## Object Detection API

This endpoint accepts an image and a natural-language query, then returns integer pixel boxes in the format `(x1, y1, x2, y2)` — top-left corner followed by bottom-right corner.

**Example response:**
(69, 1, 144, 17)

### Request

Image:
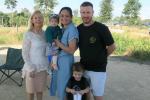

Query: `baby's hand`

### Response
(54, 39, 62, 48)
(51, 63, 58, 70)
(50, 63, 54, 69)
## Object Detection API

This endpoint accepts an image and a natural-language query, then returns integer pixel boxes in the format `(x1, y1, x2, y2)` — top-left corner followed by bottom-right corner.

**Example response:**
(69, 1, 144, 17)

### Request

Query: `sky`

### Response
(0, 0, 150, 19)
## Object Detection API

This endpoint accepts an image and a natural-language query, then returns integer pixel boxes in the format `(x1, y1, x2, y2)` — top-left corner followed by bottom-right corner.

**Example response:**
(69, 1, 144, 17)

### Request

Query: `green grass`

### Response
(130, 39, 150, 60)
(0, 32, 23, 44)
(0, 36, 8, 44)
(0, 26, 150, 61)
(113, 33, 132, 55)
(16, 32, 23, 41)
(113, 33, 150, 61)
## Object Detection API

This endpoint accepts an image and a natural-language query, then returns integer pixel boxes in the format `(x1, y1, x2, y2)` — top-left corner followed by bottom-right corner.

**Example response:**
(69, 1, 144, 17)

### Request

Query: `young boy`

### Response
(45, 14, 62, 70)
(45, 14, 62, 96)
(66, 62, 90, 100)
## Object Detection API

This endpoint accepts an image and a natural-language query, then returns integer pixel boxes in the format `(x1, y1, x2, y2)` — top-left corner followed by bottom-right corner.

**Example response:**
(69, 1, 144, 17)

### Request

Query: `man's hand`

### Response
(107, 43, 116, 56)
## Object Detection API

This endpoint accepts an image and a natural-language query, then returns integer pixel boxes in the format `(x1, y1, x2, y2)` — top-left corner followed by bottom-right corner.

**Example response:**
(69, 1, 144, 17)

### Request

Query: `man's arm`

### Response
(106, 43, 116, 56)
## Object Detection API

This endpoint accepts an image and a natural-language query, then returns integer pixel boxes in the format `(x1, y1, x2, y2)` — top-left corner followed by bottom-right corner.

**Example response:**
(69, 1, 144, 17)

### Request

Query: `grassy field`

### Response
(112, 26, 150, 61)
(0, 27, 26, 44)
(113, 33, 150, 61)
(0, 26, 150, 61)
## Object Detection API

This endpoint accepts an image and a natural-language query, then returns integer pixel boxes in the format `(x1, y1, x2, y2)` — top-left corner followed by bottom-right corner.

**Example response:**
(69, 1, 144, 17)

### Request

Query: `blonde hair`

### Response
(28, 10, 44, 31)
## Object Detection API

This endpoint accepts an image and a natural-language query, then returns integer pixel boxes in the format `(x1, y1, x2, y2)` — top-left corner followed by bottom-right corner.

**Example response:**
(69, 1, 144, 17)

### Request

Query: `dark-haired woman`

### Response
(54, 7, 79, 100)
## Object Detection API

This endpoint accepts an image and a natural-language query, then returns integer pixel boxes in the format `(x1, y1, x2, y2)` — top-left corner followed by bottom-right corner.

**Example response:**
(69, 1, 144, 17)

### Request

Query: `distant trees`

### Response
(34, 0, 58, 24)
(3, 0, 30, 26)
(112, 16, 127, 25)
(4, 0, 58, 15)
(4, 0, 17, 10)
(0, 9, 30, 27)
(73, 9, 78, 17)
(1, 0, 145, 26)
(98, 0, 142, 25)
(34, 0, 57, 15)
(122, 0, 141, 25)
(14, 9, 31, 26)
(4, 0, 17, 26)
(0, 12, 10, 26)
(9, 10, 29, 26)
(2, 0, 58, 26)
(99, 0, 113, 23)
(21, 8, 31, 18)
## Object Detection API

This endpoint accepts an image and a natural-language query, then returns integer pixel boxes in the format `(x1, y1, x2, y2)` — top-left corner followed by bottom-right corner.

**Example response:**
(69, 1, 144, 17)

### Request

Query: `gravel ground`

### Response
(0, 45, 150, 100)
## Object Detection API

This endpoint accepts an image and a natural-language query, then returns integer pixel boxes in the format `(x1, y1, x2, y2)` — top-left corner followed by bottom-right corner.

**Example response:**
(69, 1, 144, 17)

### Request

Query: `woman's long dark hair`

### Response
(59, 7, 73, 17)
(59, 7, 73, 27)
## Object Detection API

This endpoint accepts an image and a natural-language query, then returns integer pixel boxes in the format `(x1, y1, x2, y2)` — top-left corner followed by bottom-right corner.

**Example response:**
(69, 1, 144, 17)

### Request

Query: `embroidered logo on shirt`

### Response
(89, 36, 96, 44)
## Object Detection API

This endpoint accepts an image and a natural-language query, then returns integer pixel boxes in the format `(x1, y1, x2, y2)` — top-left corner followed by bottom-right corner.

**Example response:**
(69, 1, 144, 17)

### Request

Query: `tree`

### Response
(0, 12, 10, 26)
(99, 0, 113, 23)
(122, 0, 141, 25)
(4, 0, 17, 26)
(113, 16, 127, 25)
(34, 0, 58, 24)
(21, 8, 31, 18)
(4, 0, 17, 10)
(10, 10, 17, 26)
(34, 0, 57, 14)
(73, 9, 78, 17)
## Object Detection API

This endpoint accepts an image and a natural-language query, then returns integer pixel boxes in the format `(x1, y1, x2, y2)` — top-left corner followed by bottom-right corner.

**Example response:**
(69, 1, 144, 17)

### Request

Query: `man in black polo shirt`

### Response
(78, 2, 116, 100)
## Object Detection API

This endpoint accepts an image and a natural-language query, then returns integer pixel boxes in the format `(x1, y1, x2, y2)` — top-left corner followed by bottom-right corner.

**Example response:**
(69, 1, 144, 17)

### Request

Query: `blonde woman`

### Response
(22, 10, 49, 100)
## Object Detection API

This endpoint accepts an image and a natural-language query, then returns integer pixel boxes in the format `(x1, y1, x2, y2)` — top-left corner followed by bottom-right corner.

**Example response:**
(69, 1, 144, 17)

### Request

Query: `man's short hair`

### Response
(80, 1, 93, 8)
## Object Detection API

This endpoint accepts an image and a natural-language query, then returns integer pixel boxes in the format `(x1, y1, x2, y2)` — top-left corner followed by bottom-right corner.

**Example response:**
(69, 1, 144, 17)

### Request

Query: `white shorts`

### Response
(84, 71, 107, 96)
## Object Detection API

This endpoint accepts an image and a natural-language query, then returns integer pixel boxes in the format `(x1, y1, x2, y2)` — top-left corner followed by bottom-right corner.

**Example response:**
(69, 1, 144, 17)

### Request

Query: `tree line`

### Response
(0, 0, 57, 27)
(0, 0, 149, 27)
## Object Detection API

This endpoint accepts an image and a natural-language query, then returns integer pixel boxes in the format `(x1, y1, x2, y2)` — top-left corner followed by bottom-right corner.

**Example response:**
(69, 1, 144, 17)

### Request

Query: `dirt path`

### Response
(105, 57, 150, 100)
(0, 45, 150, 100)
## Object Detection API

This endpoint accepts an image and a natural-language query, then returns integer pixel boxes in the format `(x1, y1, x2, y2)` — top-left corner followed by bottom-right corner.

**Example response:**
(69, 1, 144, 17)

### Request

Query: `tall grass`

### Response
(0, 26, 150, 61)
(130, 38, 150, 60)
(0, 32, 24, 44)
(0, 27, 26, 44)
(113, 32, 150, 61)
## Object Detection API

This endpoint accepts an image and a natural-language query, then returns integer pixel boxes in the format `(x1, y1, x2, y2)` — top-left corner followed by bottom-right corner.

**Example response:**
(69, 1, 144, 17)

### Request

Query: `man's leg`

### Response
(84, 71, 106, 100)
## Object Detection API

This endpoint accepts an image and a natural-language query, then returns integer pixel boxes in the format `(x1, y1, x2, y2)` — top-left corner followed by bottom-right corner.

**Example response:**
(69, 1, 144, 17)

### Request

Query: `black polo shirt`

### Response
(77, 21, 114, 72)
